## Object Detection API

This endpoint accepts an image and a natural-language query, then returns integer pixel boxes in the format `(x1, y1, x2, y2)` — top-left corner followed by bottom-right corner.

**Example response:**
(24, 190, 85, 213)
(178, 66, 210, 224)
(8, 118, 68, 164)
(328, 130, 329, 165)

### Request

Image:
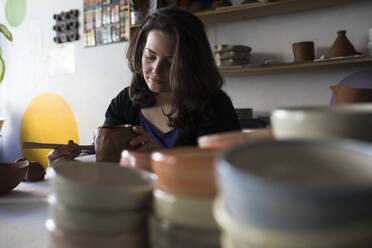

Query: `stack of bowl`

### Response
(150, 147, 221, 248)
(46, 161, 156, 248)
(214, 44, 252, 68)
(215, 139, 372, 248)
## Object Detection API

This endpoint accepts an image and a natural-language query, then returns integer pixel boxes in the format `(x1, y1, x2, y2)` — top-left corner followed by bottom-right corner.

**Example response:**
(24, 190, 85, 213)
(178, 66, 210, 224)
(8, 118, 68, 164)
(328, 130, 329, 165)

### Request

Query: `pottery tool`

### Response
(23, 142, 95, 151)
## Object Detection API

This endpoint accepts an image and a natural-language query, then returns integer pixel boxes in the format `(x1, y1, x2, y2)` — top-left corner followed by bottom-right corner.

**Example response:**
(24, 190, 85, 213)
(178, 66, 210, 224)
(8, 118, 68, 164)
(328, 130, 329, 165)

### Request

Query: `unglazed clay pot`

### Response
(151, 147, 219, 197)
(0, 160, 29, 195)
(16, 158, 46, 182)
(198, 129, 274, 150)
(325, 30, 361, 58)
(120, 150, 152, 172)
(94, 124, 138, 162)
(330, 85, 372, 105)
(292, 41, 315, 63)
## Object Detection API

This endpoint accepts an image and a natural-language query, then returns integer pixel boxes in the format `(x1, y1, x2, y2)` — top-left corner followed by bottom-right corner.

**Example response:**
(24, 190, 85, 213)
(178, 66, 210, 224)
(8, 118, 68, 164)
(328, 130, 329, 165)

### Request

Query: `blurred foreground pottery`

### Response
(151, 147, 219, 197)
(52, 161, 156, 211)
(292, 41, 315, 63)
(271, 104, 372, 142)
(120, 150, 152, 172)
(48, 195, 147, 234)
(216, 139, 372, 230)
(45, 219, 147, 248)
(149, 215, 220, 248)
(94, 124, 138, 162)
(325, 30, 361, 58)
(198, 129, 273, 149)
(0, 160, 29, 195)
(153, 189, 218, 230)
(214, 197, 372, 248)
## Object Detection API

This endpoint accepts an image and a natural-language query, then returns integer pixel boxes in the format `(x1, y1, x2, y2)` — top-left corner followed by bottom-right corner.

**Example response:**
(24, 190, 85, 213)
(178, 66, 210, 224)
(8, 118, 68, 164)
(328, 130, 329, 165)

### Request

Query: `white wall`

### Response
(0, 0, 371, 162)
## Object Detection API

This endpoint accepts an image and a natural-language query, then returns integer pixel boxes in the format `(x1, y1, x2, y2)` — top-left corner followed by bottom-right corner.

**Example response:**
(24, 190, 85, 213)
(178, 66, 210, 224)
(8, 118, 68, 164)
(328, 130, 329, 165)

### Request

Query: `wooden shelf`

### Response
(129, 0, 360, 30)
(219, 57, 372, 76)
(195, 0, 359, 24)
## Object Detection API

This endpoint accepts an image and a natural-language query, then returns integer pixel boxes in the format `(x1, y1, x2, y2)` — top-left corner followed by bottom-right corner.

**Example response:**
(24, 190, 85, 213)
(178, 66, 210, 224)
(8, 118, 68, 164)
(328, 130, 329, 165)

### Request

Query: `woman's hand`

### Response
(47, 140, 81, 166)
(130, 126, 162, 152)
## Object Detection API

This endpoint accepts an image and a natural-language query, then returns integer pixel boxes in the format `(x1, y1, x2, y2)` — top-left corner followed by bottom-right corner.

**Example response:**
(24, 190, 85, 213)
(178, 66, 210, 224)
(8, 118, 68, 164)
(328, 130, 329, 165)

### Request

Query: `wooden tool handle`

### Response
(23, 142, 95, 151)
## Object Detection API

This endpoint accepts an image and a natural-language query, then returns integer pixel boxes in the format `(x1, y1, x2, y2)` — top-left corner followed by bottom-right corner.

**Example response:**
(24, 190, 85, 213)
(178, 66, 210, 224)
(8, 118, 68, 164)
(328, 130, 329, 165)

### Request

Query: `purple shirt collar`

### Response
(139, 111, 179, 148)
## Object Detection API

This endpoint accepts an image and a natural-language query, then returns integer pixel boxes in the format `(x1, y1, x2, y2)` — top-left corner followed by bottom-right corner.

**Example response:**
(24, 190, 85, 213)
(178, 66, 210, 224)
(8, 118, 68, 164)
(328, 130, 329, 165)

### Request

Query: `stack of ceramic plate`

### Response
(150, 147, 221, 248)
(215, 140, 372, 248)
(46, 161, 156, 248)
(368, 28, 372, 57)
(214, 44, 252, 68)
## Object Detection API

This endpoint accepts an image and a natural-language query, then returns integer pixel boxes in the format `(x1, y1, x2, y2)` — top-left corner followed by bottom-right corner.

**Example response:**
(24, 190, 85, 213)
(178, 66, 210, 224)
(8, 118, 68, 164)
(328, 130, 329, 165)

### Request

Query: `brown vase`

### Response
(94, 124, 138, 162)
(325, 30, 361, 58)
(292, 41, 315, 63)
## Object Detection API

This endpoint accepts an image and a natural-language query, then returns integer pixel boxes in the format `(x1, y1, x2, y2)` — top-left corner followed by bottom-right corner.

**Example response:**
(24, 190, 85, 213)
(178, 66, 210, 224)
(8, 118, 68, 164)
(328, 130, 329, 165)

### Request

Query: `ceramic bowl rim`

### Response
(217, 139, 372, 197)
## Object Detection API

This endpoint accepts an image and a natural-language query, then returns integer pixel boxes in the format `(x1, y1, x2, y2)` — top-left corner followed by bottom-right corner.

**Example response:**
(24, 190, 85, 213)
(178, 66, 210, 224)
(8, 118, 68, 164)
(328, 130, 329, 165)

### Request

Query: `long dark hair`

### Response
(127, 6, 223, 129)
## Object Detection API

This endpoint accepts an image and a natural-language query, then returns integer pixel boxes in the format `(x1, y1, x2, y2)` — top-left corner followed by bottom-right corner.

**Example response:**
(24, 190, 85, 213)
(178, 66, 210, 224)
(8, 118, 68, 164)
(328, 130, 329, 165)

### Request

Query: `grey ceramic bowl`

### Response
(271, 104, 372, 142)
(149, 215, 220, 248)
(52, 161, 156, 211)
(217, 139, 372, 230)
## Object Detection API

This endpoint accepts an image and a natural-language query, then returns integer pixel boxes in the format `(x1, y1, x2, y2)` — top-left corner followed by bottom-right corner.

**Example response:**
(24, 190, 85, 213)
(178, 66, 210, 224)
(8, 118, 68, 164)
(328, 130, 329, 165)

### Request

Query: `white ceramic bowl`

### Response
(271, 104, 372, 142)
(213, 197, 372, 248)
(45, 219, 147, 248)
(48, 195, 147, 234)
(52, 161, 156, 211)
(153, 189, 218, 230)
(217, 139, 372, 229)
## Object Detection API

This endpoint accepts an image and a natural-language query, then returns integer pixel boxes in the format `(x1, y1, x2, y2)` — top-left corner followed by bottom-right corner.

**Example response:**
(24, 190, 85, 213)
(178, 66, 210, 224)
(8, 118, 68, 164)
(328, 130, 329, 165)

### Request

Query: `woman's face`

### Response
(142, 30, 176, 94)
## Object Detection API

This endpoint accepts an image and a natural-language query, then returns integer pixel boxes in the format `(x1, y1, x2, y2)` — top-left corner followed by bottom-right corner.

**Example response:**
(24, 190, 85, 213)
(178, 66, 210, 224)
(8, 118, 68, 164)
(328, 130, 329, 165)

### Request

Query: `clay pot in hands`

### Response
(292, 41, 315, 63)
(94, 124, 138, 162)
(325, 30, 361, 58)
(16, 158, 46, 182)
(0, 160, 29, 195)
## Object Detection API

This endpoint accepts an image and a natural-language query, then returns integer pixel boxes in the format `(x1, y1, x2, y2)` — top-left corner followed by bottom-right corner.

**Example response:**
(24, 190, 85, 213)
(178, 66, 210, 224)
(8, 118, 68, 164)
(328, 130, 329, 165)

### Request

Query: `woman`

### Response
(48, 6, 239, 164)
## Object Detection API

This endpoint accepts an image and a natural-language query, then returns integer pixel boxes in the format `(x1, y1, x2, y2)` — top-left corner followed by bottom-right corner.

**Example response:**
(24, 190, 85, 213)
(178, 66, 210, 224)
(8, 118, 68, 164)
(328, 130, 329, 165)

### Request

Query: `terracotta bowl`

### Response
(16, 158, 46, 182)
(94, 124, 138, 162)
(153, 189, 218, 230)
(149, 215, 220, 248)
(52, 161, 156, 211)
(0, 161, 29, 195)
(48, 195, 147, 234)
(214, 197, 372, 248)
(45, 219, 147, 248)
(151, 147, 219, 197)
(120, 150, 152, 172)
(217, 139, 372, 230)
(271, 104, 372, 142)
(198, 129, 273, 150)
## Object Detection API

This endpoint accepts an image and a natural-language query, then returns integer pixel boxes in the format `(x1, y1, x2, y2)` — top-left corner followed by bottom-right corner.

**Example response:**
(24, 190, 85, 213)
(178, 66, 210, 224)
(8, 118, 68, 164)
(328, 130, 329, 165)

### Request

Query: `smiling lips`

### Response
(149, 76, 164, 84)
